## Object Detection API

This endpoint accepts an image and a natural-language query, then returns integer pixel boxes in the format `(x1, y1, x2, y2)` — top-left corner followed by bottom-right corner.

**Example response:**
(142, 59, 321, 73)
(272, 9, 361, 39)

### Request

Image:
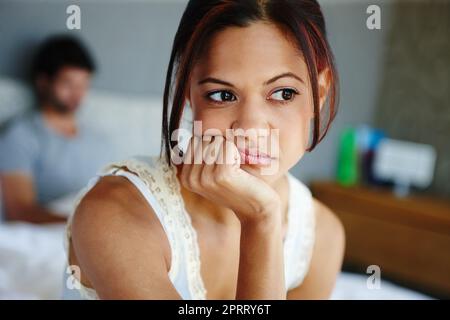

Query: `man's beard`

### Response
(46, 94, 79, 114)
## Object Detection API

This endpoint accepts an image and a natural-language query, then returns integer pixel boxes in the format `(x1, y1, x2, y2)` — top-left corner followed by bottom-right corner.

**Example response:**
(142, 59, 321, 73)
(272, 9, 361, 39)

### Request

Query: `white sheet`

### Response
(0, 222, 66, 299)
(331, 272, 432, 300)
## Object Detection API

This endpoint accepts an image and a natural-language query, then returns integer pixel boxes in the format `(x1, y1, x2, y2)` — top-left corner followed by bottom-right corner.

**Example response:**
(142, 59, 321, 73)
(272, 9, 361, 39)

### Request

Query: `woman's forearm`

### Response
(235, 217, 286, 300)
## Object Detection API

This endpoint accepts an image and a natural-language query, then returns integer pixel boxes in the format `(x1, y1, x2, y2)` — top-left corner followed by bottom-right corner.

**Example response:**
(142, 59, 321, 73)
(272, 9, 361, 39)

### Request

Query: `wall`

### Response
(374, 0, 450, 198)
(0, 0, 394, 186)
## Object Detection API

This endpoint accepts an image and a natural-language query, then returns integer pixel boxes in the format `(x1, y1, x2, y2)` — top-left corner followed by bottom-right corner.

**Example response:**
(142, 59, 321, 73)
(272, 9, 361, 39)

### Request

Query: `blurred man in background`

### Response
(0, 35, 116, 223)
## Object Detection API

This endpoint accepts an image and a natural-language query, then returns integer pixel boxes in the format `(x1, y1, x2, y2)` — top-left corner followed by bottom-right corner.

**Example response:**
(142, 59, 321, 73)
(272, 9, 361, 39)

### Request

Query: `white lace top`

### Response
(62, 155, 316, 300)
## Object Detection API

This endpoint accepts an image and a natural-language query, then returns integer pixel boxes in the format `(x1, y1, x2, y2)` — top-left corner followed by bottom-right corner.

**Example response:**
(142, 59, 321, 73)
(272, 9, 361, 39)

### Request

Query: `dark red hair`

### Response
(162, 0, 339, 164)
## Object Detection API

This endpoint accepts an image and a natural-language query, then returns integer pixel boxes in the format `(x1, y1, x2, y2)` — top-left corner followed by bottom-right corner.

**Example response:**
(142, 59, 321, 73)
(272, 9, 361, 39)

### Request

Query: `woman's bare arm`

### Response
(71, 175, 181, 299)
(287, 199, 345, 299)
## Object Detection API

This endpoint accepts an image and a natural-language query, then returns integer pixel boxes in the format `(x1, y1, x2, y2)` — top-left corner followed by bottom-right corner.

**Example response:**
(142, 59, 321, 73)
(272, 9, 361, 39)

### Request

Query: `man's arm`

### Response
(0, 118, 64, 223)
(1, 172, 66, 223)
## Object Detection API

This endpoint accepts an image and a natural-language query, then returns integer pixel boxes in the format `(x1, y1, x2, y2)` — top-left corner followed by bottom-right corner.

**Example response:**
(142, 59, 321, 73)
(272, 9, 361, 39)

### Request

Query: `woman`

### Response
(63, 0, 345, 300)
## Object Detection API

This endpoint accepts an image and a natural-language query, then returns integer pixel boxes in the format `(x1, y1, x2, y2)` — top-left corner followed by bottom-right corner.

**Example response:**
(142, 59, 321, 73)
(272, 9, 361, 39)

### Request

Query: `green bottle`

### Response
(336, 127, 359, 186)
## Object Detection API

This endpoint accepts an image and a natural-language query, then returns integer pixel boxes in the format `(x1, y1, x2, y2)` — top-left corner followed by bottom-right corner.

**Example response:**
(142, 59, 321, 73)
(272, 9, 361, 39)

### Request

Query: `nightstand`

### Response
(310, 181, 450, 298)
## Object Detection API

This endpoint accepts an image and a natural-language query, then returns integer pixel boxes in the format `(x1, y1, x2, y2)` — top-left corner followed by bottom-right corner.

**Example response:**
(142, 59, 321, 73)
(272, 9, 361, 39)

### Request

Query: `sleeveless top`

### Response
(61, 155, 316, 300)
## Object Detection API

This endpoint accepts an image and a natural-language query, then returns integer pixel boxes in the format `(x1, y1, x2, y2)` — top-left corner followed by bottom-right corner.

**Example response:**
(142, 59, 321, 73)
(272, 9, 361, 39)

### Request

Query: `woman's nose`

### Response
(232, 95, 271, 128)
(230, 98, 271, 146)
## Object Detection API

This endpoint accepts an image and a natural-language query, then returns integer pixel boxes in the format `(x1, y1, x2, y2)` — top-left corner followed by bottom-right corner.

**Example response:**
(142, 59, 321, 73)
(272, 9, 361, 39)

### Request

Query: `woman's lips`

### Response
(237, 148, 274, 165)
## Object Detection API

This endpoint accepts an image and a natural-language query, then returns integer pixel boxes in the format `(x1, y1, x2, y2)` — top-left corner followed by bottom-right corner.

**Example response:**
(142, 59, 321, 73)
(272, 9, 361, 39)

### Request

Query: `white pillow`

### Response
(0, 77, 33, 126)
(0, 77, 164, 157)
(78, 89, 164, 158)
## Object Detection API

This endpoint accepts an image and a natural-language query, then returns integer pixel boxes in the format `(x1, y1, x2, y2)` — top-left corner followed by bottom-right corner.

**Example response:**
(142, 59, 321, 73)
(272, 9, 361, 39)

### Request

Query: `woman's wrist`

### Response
(238, 201, 283, 233)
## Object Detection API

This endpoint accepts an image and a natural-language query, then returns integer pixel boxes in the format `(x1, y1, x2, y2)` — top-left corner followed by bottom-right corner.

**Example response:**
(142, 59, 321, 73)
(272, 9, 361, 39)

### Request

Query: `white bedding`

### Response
(0, 222, 66, 299)
(330, 271, 432, 300)
(0, 221, 433, 300)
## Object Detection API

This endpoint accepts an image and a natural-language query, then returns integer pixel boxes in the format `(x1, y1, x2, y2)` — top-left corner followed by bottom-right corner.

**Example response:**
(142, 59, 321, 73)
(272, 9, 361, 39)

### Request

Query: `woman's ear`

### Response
(318, 67, 331, 111)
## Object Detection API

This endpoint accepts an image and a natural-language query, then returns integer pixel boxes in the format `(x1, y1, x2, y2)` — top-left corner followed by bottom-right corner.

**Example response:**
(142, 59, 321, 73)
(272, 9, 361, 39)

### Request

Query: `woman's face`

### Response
(187, 22, 323, 184)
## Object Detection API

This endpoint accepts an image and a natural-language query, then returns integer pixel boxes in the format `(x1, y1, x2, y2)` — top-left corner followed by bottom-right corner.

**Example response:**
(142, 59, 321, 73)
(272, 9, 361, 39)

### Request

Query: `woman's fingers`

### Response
(211, 138, 237, 188)
(200, 137, 221, 189)
(187, 136, 203, 190)
(181, 134, 241, 193)
(180, 135, 201, 190)
(202, 135, 221, 165)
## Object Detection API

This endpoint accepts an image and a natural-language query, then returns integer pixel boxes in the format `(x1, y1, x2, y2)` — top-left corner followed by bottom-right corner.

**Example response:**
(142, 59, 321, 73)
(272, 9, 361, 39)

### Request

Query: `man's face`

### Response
(39, 66, 92, 114)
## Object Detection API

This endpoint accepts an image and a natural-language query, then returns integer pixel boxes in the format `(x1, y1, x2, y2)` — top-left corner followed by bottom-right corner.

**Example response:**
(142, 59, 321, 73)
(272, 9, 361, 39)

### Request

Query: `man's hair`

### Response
(31, 35, 96, 80)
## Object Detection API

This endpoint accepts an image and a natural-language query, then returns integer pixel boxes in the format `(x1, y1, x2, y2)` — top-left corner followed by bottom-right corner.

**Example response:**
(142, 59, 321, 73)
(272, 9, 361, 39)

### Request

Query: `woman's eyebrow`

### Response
(197, 72, 304, 87)
(197, 77, 235, 87)
(264, 72, 304, 85)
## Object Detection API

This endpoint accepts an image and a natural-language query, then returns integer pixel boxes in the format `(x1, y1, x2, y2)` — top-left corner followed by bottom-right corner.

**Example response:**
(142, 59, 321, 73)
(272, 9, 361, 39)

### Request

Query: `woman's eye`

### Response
(207, 90, 236, 103)
(270, 88, 298, 102)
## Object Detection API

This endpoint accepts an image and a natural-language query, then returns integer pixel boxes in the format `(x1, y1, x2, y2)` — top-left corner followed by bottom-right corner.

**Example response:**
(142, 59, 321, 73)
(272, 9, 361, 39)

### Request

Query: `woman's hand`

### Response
(179, 135, 282, 226)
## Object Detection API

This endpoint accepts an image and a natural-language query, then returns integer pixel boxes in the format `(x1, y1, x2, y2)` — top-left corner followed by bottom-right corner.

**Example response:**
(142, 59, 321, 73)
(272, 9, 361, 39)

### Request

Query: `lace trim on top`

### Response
(155, 157, 208, 299)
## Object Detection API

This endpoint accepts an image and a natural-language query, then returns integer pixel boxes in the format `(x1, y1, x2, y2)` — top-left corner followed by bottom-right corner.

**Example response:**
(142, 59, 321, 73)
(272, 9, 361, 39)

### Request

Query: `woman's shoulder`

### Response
(312, 198, 345, 246)
(71, 171, 165, 241)
(75, 155, 175, 220)
(68, 172, 175, 298)
(69, 163, 173, 271)
(69, 155, 176, 247)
